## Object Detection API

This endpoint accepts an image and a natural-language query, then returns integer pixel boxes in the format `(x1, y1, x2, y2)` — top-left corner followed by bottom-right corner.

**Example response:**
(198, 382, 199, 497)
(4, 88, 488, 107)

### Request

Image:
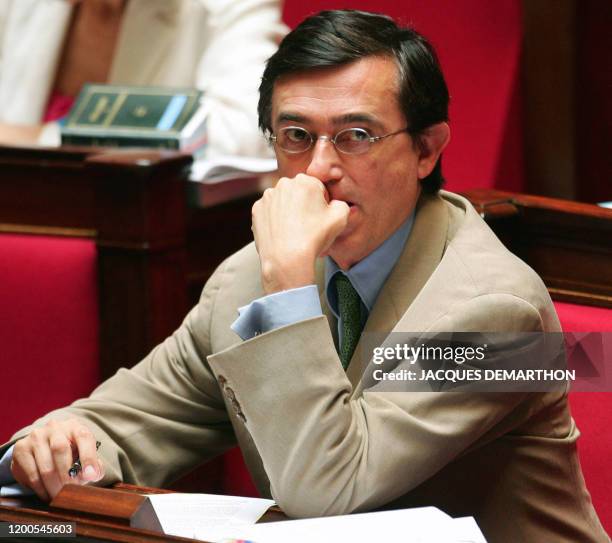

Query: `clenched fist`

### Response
(11, 418, 104, 501)
(252, 174, 349, 294)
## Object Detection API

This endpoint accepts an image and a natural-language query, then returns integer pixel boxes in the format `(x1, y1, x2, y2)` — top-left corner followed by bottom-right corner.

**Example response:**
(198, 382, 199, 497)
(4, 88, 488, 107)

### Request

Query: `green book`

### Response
(61, 84, 207, 153)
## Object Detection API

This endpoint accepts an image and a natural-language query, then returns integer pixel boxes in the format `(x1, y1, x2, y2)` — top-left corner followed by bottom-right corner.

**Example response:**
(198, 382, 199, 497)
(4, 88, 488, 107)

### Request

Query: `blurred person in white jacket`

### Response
(0, 0, 287, 157)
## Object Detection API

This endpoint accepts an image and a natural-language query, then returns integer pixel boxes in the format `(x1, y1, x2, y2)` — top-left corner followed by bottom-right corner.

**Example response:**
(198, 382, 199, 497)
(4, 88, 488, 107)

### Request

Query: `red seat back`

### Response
(555, 301, 612, 536)
(0, 234, 100, 442)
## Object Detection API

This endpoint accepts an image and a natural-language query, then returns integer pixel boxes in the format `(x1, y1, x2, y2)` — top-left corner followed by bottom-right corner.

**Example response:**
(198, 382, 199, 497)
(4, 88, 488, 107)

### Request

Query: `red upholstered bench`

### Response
(555, 301, 612, 536)
(1, 233, 229, 495)
(0, 234, 100, 443)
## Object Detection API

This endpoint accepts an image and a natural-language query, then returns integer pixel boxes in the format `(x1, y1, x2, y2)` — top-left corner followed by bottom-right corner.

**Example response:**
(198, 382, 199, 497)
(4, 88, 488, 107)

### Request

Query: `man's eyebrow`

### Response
(275, 111, 385, 128)
(276, 112, 308, 124)
(332, 113, 384, 128)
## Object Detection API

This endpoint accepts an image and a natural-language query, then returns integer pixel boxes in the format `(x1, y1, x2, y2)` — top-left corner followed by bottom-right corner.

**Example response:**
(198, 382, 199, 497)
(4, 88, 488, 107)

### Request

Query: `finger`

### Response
(322, 185, 331, 203)
(31, 439, 63, 499)
(70, 427, 102, 482)
(48, 432, 75, 487)
(295, 173, 322, 186)
(92, 457, 105, 483)
(328, 199, 350, 212)
(11, 446, 50, 502)
(75, 456, 105, 487)
(328, 200, 351, 225)
(297, 175, 328, 200)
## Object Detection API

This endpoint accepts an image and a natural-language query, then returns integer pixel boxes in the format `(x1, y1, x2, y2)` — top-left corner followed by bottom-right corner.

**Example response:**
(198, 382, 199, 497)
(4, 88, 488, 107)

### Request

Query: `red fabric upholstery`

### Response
(555, 301, 612, 536)
(555, 301, 612, 333)
(569, 393, 612, 536)
(221, 447, 259, 497)
(282, 0, 525, 193)
(0, 234, 100, 443)
(0, 236, 228, 494)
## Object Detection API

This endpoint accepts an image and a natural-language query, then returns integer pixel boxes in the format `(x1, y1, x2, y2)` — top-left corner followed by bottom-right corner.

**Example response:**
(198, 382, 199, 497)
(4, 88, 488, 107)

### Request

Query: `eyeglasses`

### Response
(268, 126, 409, 155)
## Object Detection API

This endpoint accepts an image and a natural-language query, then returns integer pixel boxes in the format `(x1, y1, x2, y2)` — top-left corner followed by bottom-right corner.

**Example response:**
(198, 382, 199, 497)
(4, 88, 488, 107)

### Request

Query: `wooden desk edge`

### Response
(0, 483, 287, 543)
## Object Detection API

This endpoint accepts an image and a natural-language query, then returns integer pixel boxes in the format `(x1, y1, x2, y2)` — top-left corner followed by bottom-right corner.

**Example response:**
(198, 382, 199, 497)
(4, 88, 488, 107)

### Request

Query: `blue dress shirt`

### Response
(0, 444, 33, 496)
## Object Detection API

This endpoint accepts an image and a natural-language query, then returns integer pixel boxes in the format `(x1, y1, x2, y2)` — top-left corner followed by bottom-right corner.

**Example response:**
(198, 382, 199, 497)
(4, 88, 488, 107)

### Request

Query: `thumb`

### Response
(81, 458, 104, 484)
(328, 199, 350, 219)
(327, 200, 350, 230)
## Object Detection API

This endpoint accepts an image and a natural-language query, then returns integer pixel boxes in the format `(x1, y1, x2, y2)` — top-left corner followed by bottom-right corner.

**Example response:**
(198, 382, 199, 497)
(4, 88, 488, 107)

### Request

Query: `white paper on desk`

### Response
(146, 493, 275, 541)
(448, 516, 488, 542)
(212, 506, 486, 543)
(190, 155, 277, 184)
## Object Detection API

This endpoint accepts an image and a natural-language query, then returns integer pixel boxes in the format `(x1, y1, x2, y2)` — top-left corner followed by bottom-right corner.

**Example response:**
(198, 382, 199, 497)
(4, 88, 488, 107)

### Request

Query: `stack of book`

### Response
(61, 84, 208, 155)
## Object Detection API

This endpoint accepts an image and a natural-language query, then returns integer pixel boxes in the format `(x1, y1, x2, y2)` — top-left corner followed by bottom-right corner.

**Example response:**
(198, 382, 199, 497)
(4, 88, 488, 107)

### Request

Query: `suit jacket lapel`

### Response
(346, 194, 450, 388)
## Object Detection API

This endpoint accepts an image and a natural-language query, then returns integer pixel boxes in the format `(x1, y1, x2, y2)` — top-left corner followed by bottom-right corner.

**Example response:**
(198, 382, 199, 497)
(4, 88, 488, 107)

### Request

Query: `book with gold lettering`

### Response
(60, 84, 207, 154)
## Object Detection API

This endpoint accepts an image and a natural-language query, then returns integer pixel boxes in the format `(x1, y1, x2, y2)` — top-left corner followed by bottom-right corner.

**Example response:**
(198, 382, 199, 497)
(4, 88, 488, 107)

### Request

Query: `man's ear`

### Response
(416, 122, 450, 180)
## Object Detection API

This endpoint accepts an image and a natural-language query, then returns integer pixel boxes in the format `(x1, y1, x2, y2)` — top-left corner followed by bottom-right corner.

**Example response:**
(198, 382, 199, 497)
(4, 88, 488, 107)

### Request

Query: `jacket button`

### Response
(225, 387, 236, 402)
(217, 375, 227, 386)
(230, 398, 246, 422)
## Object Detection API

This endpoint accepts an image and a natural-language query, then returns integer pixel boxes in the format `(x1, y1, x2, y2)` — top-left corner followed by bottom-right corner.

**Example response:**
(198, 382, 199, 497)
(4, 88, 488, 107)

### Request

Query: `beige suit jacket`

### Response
(5, 191, 608, 542)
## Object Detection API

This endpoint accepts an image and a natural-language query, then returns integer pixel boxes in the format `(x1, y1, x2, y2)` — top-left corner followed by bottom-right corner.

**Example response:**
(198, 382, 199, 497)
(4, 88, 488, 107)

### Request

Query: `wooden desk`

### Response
(0, 483, 286, 542)
(0, 145, 256, 378)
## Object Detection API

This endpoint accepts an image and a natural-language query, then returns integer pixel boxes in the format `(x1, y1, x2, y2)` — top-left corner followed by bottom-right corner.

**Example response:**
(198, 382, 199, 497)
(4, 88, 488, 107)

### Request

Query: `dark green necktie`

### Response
(334, 273, 364, 370)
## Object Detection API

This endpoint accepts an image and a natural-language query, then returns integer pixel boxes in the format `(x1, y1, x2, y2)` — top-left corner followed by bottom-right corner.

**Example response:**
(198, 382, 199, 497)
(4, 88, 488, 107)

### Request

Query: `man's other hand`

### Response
(11, 418, 104, 502)
(252, 174, 349, 294)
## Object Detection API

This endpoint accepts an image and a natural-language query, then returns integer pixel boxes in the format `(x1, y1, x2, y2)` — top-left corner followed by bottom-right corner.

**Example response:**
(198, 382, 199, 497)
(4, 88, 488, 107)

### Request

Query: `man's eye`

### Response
(344, 129, 370, 142)
(285, 128, 309, 142)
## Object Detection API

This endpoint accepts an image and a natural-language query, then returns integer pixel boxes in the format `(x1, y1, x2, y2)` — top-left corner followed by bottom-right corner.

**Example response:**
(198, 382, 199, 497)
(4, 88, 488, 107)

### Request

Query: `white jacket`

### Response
(0, 0, 287, 157)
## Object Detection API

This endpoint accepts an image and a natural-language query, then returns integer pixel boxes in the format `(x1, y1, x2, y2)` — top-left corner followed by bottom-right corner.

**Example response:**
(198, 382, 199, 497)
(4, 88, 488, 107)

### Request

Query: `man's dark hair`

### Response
(258, 10, 450, 193)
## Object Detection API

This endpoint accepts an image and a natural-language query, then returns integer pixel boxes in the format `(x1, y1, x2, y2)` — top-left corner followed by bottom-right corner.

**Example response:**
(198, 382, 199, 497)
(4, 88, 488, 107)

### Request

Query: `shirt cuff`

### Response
(0, 445, 35, 496)
(0, 445, 15, 485)
(231, 285, 322, 340)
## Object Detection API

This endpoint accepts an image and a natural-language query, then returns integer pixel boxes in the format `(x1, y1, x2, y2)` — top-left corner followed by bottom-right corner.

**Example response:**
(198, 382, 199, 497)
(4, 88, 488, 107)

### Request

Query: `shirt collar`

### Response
(325, 213, 415, 316)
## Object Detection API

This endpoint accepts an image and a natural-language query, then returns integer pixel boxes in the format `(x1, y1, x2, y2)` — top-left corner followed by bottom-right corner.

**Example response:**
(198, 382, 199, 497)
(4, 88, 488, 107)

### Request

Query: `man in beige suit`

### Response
(1, 10, 608, 542)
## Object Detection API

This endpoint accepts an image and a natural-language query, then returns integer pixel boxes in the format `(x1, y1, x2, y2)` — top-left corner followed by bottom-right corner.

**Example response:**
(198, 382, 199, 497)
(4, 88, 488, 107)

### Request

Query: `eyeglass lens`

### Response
(276, 127, 372, 155)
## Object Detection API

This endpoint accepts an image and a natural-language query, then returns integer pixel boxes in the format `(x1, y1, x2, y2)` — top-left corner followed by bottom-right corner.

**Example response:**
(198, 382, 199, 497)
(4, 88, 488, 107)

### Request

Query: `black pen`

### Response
(68, 441, 101, 478)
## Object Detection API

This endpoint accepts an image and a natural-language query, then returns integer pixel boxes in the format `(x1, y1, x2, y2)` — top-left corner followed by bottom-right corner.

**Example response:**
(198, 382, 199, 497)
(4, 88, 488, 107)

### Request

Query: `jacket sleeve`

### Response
(197, 0, 288, 158)
(1, 262, 236, 489)
(207, 293, 550, 517)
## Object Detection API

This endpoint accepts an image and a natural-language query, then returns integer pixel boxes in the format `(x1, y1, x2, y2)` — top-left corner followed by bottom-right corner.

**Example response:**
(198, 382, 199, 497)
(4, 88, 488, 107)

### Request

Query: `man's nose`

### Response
(305, 137, 342, 182)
